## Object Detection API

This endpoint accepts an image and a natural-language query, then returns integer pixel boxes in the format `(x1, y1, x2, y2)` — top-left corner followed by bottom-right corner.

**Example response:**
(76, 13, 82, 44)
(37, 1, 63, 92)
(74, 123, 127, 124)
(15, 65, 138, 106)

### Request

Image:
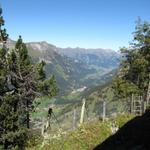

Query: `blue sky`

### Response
(1, 0, 150, 50)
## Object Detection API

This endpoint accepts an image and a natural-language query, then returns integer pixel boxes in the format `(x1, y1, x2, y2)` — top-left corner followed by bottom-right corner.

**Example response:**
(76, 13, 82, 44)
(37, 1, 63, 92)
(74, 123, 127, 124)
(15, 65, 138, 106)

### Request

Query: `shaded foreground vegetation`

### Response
(94, 110, 150, 150)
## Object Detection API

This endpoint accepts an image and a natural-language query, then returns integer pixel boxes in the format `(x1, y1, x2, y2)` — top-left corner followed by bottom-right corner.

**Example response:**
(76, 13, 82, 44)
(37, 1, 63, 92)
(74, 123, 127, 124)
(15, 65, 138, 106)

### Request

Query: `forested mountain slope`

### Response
(7, 39, 120, 95)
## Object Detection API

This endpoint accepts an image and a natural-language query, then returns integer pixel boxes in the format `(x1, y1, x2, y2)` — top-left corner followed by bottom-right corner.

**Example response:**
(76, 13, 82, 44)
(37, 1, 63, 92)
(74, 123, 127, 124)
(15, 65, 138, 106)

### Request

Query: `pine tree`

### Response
(8, 36, 58, 129)
(0, 8, 27, 149)
(0, 7, 58, 149)
(113, 19, 150, 101)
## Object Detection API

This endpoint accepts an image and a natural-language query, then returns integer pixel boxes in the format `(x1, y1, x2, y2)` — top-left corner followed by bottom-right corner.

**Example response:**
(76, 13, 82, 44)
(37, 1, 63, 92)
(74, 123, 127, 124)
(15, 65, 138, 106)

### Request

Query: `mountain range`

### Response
(7, 39, 120, 95)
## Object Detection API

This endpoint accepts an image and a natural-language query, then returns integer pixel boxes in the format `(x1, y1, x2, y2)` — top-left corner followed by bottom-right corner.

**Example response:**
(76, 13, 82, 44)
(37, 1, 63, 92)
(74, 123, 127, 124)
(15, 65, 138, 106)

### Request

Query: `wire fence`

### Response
(43, 99, 131, 132)
(30, 96, 149, 150)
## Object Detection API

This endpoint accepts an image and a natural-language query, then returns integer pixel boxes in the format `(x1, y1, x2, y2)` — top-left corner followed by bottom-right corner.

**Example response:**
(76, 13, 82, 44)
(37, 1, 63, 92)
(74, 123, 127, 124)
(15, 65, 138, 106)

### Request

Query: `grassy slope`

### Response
(27, 114, 133, 150)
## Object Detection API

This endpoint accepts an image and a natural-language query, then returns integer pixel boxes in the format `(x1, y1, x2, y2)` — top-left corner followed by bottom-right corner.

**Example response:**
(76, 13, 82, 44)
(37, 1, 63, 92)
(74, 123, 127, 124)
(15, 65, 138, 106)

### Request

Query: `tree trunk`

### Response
(4, 141, 8, 150)
(26, 100, 30, 129)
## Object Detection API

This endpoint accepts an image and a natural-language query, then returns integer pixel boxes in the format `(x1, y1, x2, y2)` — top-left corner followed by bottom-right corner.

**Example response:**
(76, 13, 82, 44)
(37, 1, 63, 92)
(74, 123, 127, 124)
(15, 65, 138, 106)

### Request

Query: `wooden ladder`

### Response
(133, 100, 142, 115)
(132, 96, 143, 116)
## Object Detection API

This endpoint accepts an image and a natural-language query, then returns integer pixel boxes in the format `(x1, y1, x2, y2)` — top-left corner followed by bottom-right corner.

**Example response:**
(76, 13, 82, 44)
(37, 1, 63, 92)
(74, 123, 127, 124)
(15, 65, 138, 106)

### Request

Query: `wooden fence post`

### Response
(131, 94, 134, 114)
(73, 108, 76, 130)
(80, 98, 86, 126)
(102, 101, 106, 122)
(41, 118, 45, 136)
(146, 77, 150, 108)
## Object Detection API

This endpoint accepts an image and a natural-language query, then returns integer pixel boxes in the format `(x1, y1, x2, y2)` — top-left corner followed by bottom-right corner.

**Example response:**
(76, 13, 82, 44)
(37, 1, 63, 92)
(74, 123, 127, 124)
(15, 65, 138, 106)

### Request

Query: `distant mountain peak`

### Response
(27, 41, 57, 52)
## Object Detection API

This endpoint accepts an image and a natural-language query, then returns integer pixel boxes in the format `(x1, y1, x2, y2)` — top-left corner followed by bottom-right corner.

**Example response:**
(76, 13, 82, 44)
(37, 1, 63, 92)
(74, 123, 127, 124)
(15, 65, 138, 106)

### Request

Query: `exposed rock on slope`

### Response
(57, 47, 120, 69)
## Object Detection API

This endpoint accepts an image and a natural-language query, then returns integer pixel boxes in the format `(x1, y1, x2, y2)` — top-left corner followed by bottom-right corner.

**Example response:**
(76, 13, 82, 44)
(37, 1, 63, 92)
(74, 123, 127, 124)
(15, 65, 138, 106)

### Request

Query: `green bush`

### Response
(26, 129, 43, 148)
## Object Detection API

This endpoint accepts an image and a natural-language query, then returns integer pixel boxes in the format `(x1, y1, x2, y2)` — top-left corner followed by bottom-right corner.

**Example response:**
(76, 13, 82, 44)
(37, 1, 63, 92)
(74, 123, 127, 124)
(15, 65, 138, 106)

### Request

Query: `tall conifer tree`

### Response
(0, 7, 27, 149)
(0, 7, 57, 149)
(113, 19, 150, 101)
